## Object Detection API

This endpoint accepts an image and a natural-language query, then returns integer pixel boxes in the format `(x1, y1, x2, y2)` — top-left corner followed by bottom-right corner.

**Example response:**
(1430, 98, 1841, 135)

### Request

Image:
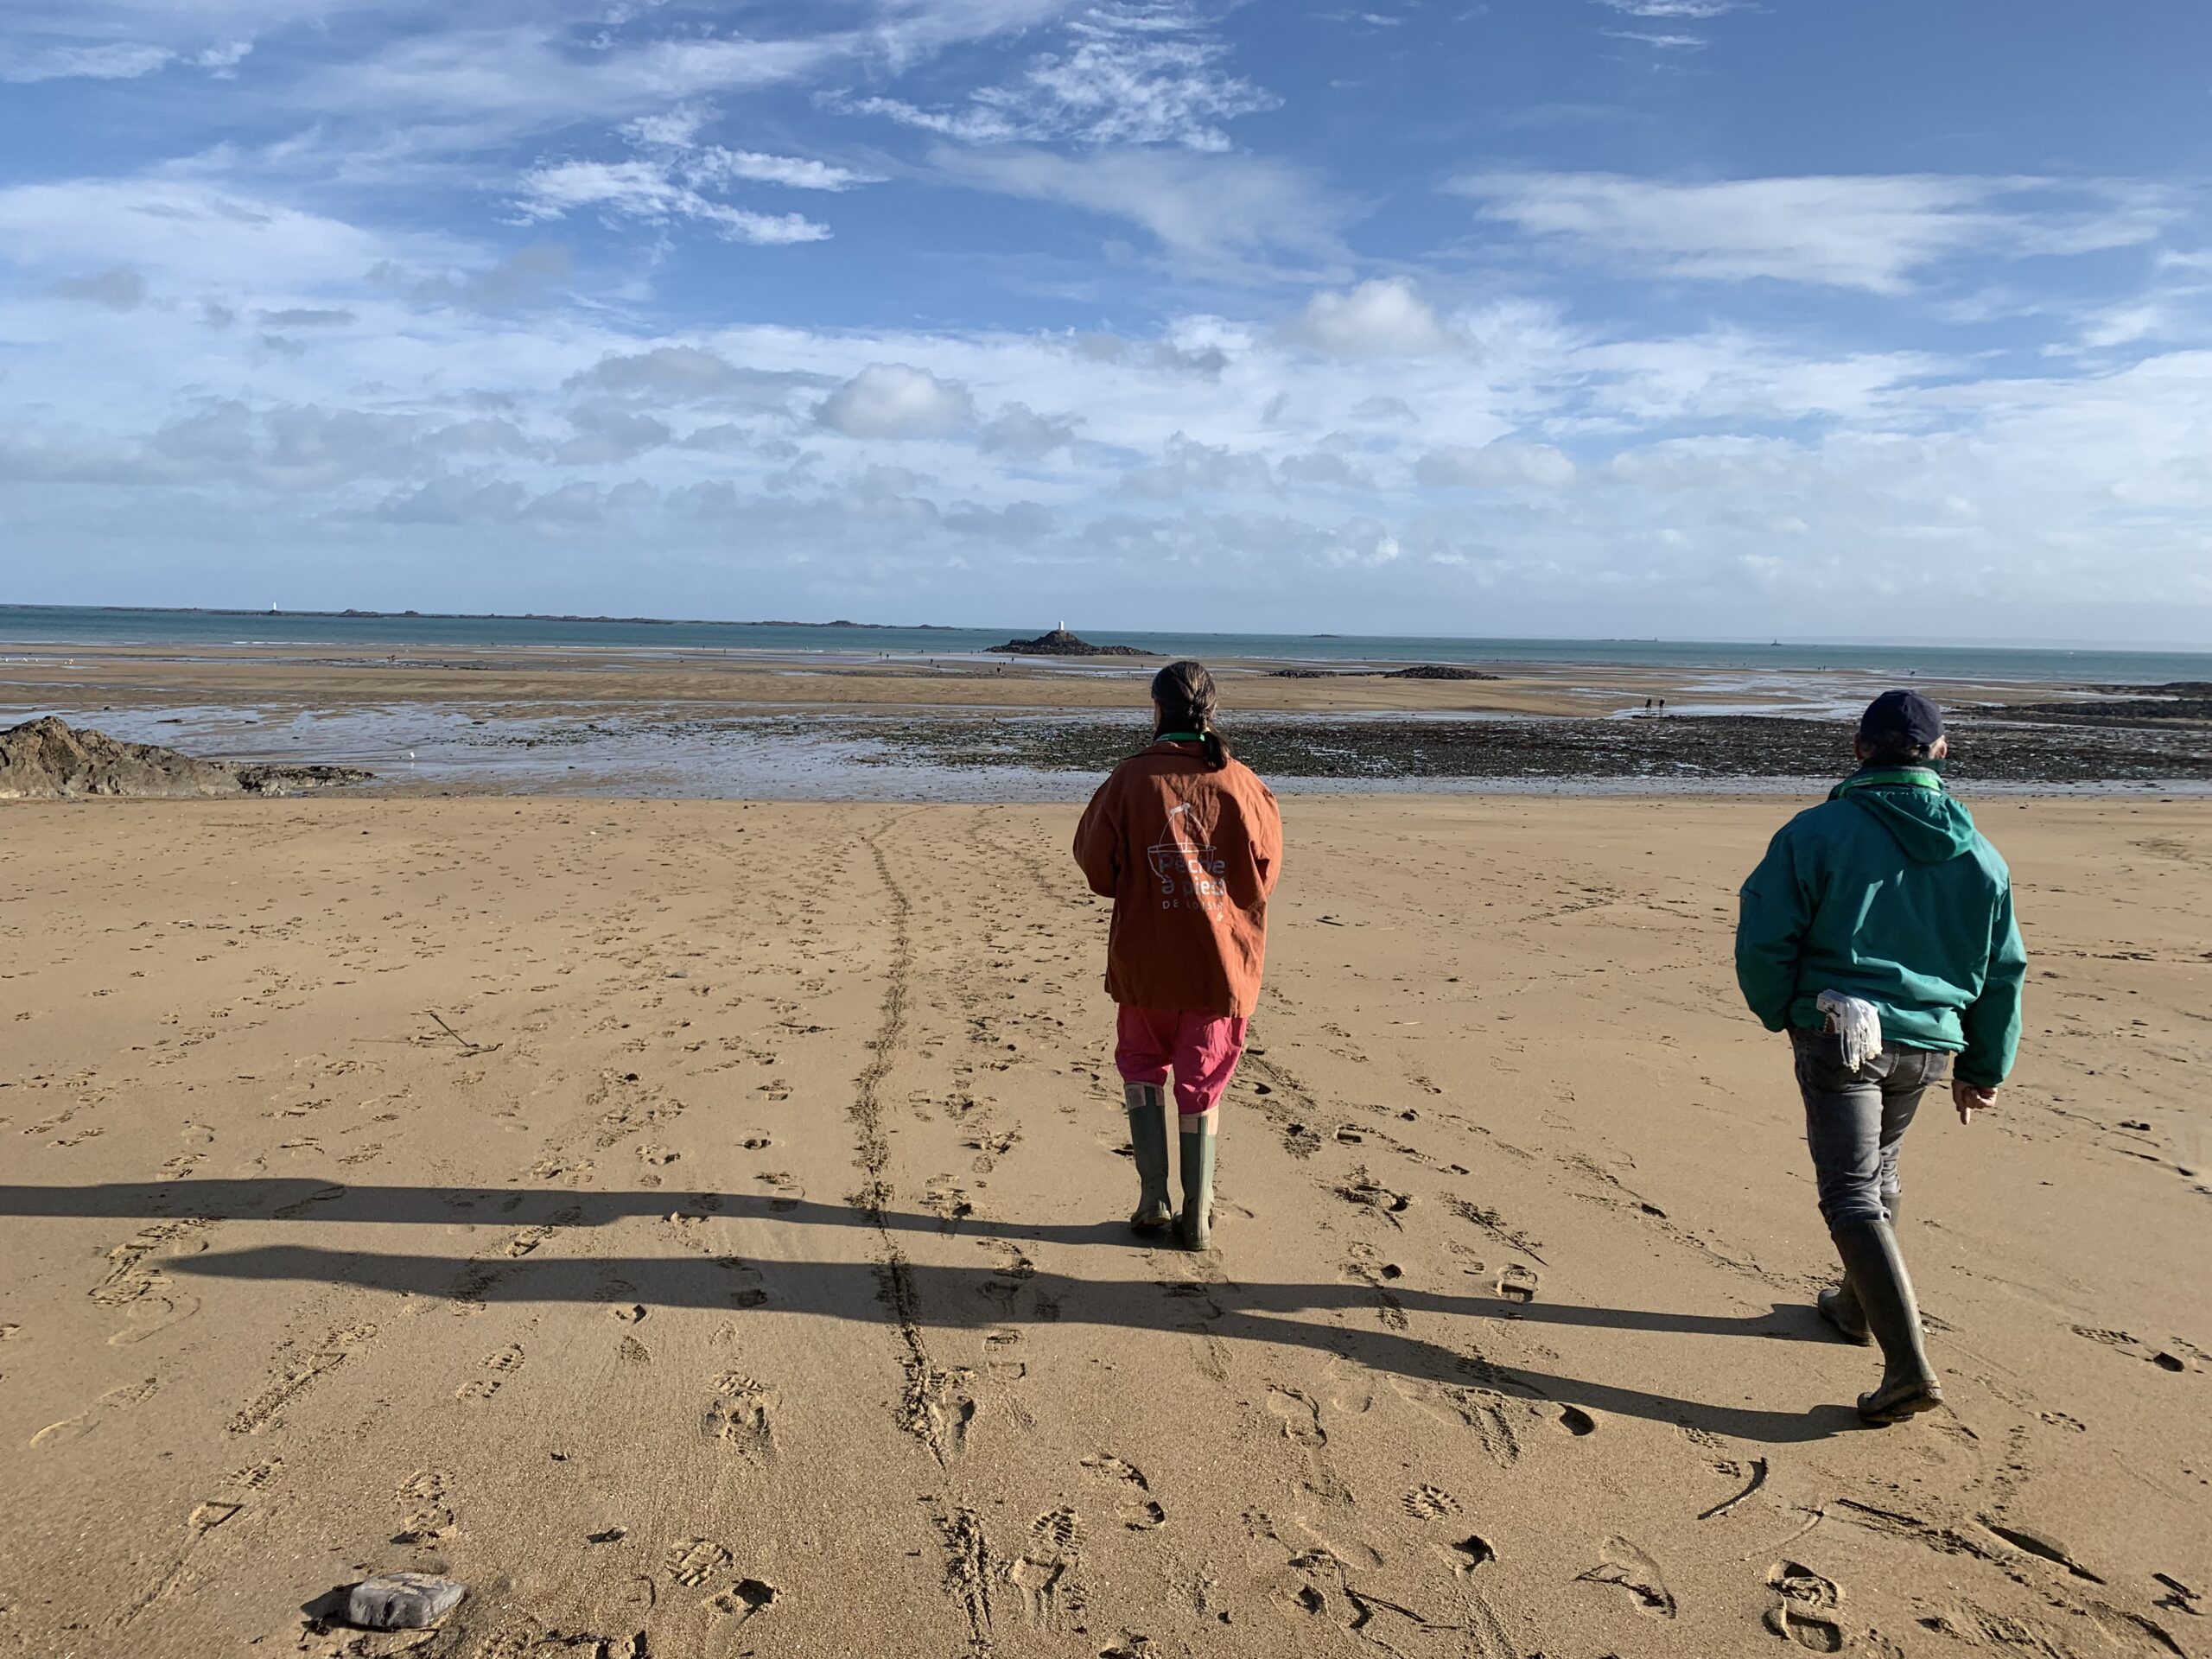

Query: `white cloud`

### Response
(981, 402, 1081, 455)
(815, 364, 977, 438)
(847, 1, 1277, 153)
(0, 33, 254, 82)
(373, 245, 573, 312)
(194, 39, 254, 73)
(0, 176, 463, 292)
(566, 346, 827, 404)
(1286, 278, 1457, 357)
(1594, 0, 1739, 13)
(692, 149, 884, 192)
(1118, 432, 1274, 499)
(1447, 171, 2171, 294)
(2, 41, 175, 82)
(1416, 442, 1577, 488)
(933, 146, 1349, 277)
(514, 107, 880, 244)
(1603, 29, 1704, 49)
(513, 159, 831, 244)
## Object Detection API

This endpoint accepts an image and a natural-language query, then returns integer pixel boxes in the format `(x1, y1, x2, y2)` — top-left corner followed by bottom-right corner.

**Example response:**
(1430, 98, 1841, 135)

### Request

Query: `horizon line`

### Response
(1, 601, 2209, 656)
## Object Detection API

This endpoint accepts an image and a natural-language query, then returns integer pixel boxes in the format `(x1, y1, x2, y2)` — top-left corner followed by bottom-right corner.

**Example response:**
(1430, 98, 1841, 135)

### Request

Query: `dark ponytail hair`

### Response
(1151, 659, 1230, 772)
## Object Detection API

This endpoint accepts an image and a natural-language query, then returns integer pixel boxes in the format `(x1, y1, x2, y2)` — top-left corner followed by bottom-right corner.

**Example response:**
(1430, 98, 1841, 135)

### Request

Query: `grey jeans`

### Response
(1790, 1029, 1951, 1229)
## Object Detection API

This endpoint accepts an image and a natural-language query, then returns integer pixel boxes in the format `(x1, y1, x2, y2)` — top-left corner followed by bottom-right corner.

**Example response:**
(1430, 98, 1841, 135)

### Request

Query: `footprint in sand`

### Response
(1576, 1536, 1675, 1618)
(666, 1538, 733, 1587)
(1496, 1264, 1539, 1304)
(1549, 1403, 1598, 1436)
(457, 1344, 524, 1401)
(714, 1256, 769, 1309)
(1083, 1454, 1166, 1529)
(1401, 1484, 1462, 1520)
(1764, 1561, 1844, 1651)
(1451, 1535, 1497, 1573)
(753, 1171, 804, 1212)
(701, 1578, 779, 1623)
(501, 1224, 556, 1258)
(29, 1376, 159, 1448)
(704, 1374, 778, 1459)
(1009, 1506, 1086, 1630)
(394, 1469, 456, 1546)
(1266, 1386, 1326, 1446)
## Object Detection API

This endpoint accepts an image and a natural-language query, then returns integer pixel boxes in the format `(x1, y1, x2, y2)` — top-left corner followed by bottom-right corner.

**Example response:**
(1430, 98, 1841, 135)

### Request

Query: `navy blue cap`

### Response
(1859, 689, 1943, 747)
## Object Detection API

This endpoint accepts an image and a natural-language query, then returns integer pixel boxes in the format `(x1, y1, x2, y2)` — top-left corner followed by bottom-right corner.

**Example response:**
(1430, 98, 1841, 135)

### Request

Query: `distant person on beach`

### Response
(1735, 690, 2025, 1424)
(1073, 661, 1282, 1250)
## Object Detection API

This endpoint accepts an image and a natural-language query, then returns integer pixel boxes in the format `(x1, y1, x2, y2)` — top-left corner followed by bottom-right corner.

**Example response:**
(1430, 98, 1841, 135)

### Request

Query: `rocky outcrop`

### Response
(1270, 664, 1500, 681)
(1388, 664, 1500, 681)
(0, 717, 372, 800)
(986, 628, 1153, 658)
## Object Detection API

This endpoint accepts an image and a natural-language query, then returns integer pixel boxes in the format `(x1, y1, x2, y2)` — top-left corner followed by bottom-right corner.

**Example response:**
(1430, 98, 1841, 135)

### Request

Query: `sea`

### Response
(4, 605, 2209, 684)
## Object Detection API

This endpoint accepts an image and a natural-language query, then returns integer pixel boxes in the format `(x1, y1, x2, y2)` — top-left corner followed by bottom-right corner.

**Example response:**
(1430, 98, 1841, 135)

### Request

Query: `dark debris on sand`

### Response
(861, 709, 2212, 785)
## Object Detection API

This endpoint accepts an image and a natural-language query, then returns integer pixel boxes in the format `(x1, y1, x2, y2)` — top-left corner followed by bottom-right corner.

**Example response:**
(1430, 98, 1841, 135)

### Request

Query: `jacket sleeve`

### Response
(1071, 775, 1123, 898)
(1735, 823, 1810, 1032)
(1252, 781, 1283, 899)
(1958, 881, 2026, 1088)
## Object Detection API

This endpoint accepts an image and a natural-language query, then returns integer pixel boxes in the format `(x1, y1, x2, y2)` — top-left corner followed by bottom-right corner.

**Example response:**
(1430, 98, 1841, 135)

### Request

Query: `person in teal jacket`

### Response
(1736, 690, 2026, 1425)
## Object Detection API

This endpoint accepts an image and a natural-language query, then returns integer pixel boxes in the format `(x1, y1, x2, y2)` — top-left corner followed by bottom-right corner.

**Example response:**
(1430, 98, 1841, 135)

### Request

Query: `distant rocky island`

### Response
(987, 628, 1154, 658)
(3, 604, 957, 630)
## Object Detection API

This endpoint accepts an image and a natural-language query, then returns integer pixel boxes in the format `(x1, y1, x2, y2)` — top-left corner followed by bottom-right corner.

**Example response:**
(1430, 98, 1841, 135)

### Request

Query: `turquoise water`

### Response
(4, 604, 2209, 684)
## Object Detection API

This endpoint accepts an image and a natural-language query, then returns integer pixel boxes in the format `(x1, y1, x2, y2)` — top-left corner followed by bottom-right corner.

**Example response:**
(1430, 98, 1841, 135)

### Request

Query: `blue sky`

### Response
(3, 1, 2209, 641)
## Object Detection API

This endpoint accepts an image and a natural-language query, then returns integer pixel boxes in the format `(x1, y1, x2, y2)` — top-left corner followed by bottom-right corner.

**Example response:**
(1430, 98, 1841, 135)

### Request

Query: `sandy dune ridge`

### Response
(0, 796, 2206, 1657)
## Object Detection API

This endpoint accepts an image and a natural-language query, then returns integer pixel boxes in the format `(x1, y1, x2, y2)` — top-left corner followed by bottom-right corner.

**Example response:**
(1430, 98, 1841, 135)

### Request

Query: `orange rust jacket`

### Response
(1072, 740, 1282, 1018)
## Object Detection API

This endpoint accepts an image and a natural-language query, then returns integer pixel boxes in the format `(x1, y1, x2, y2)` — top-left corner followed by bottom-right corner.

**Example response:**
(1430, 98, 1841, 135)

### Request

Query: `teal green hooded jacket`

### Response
(1735, 768, 2026, 1086)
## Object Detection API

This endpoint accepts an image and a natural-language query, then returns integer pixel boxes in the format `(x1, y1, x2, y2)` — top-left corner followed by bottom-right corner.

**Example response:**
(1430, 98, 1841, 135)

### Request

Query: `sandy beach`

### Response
(2, 791, 2206, 1657)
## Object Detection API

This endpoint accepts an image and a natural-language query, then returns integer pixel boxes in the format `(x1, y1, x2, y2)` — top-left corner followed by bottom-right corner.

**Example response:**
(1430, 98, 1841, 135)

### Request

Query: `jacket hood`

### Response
(1833, 769, 1979, 862)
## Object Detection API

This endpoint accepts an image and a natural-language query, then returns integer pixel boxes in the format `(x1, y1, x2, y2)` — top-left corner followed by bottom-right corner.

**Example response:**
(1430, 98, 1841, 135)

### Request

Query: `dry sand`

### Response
(1, 794, 2207, 1657)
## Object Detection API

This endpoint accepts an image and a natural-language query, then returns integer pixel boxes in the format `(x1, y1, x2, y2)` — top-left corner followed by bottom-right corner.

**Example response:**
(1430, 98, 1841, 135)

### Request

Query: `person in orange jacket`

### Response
(1073, 661, 1283, 1249)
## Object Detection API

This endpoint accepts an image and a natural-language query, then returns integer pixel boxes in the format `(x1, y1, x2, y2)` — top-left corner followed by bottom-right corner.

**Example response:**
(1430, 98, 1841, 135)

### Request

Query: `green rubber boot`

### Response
(1831, 1216, 1942, 1424)
(1125, 1084, 1173, 1232)
(1177, 1109, 1218, 1251)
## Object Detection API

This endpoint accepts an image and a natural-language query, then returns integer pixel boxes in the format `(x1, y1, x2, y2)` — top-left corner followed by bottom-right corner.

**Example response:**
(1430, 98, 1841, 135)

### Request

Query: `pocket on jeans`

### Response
(1792, 1030, 1857, 1091)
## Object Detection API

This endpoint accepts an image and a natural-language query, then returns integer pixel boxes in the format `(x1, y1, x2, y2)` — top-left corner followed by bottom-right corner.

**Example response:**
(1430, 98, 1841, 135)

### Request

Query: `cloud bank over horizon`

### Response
(3, 0, 2209, 642)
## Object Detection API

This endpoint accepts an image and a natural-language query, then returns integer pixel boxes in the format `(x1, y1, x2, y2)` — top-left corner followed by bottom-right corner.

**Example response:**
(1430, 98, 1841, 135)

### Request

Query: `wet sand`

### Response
(2, 795, 2206, 1657)
(7, 645, 2206, 798)
(0, 638, 2129, 722)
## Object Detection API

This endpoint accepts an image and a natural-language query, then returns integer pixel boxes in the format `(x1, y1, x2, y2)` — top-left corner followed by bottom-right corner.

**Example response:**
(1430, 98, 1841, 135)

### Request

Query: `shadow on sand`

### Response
(6, 1179, 1868, 1445)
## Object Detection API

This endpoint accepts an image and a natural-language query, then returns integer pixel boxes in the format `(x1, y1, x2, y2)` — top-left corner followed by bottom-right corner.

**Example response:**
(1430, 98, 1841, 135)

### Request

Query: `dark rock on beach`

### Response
(1997, 683, 2212, 726)
(862, 709, 2212, 786)
(986, 628, 1153, 658)
(0, 716, 372, 800)
(1271, 664, 1500, 681)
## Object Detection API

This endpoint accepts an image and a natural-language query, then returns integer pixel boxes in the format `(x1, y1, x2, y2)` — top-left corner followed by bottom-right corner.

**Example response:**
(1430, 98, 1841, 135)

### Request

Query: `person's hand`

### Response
(1952, 1078, 1997, 1123)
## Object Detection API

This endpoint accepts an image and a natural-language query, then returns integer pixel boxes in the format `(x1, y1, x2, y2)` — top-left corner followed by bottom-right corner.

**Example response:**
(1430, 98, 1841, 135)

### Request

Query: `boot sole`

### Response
(1857, 1385, 1943, 1425)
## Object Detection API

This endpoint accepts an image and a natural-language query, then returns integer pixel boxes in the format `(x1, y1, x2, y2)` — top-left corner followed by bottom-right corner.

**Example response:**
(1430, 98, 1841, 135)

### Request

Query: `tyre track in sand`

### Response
(855, 821, 976, 1465)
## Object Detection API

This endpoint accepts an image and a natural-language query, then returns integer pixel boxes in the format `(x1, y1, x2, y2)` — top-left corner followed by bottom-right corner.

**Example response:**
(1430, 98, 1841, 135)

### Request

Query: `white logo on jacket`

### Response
(1147, 804, 1228, 917)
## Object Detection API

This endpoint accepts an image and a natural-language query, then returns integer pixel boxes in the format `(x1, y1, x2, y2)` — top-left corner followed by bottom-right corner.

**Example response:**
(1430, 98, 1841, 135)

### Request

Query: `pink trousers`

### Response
(1115, 1006, 1249, 1119)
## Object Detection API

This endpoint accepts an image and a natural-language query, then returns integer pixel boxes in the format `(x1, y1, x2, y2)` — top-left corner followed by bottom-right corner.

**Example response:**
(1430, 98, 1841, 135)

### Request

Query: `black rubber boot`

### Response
(1125, 1084, 1173, 1232)
(1817, 1190, 1899, 1345)
(1830, 1217, 1942, 1424)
